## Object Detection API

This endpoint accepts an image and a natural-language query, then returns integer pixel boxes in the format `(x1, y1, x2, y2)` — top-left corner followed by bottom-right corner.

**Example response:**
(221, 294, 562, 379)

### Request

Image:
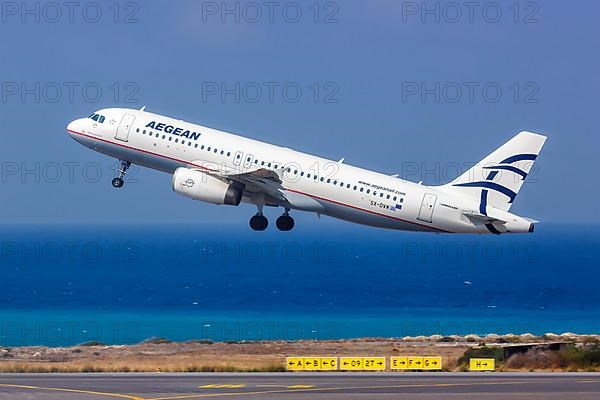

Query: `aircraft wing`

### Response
(191, 163, 325, 212)
(198, 164, 288, 203)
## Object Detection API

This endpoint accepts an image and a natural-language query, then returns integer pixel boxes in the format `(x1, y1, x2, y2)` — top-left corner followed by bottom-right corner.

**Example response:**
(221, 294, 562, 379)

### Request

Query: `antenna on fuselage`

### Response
(140, 105, 146, 112)
(338, 158, 345, 164)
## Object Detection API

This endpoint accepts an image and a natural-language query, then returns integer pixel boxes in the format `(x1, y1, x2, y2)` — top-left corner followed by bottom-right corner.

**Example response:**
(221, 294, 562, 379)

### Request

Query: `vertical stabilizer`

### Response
(443, 131, 546, 212)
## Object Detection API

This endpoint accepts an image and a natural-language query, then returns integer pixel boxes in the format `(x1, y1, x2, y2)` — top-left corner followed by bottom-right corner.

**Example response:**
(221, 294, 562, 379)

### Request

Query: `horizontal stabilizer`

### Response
(462, 211, 507, 225)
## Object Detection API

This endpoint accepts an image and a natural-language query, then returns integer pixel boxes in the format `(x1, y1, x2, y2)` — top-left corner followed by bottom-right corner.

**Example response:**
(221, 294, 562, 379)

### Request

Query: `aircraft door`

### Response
(115, 114, 136, 142)
(417, 193, 438, 223)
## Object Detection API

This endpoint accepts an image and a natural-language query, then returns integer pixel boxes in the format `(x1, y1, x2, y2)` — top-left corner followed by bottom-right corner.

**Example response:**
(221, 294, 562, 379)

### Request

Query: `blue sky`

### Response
(0, 0, 597, 225)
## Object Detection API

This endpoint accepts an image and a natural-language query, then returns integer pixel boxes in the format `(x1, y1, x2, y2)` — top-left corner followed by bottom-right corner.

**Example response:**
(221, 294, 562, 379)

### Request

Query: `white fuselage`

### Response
(67, 108, 534, 234)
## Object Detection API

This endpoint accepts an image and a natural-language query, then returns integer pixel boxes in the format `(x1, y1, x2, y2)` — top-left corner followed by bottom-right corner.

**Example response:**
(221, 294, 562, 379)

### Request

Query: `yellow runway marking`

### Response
(146, 380, 541, 400)
(255, 384, 315, 389)
(198, 384, 246, 389)
(0, 383, 145, 400)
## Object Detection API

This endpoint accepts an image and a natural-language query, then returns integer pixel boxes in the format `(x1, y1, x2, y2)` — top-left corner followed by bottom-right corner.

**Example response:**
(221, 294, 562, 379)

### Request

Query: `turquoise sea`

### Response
(0, 224, 598, 346)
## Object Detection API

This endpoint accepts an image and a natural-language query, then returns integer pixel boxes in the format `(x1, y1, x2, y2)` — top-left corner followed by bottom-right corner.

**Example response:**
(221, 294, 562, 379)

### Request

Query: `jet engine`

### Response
(172, 168, 243, 206)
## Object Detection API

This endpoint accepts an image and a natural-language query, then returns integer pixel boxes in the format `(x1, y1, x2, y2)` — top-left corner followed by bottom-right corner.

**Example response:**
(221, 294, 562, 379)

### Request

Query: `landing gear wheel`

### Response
(112, 160, 131, 188)
(276, 215, 295, 231)
(249, 214, 269, 231)
(112, 177, 124, 188)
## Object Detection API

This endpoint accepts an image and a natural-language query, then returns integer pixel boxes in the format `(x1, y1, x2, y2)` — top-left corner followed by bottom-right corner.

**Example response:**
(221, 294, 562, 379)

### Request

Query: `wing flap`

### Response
(198, 164, 287, 203)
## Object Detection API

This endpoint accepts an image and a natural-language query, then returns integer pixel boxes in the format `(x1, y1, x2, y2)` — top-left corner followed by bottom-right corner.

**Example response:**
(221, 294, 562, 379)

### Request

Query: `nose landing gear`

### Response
(112, 160, 131, 188)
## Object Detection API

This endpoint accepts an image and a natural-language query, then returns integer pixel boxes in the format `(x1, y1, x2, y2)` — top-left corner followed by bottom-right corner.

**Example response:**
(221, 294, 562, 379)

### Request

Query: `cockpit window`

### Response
(88, 113, 106, 123)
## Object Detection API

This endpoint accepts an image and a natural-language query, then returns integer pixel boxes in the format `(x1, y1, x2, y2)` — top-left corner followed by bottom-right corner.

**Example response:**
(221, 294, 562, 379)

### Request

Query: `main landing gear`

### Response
(111, 160, 131, 188)
(249, 213, 269, 231)
(276, 210, 295, 232)
(249, 207, 295, 232)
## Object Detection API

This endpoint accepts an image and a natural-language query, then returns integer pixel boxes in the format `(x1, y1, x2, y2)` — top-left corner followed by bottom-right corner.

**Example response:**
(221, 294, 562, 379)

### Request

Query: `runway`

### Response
(1, 373, 600, 399)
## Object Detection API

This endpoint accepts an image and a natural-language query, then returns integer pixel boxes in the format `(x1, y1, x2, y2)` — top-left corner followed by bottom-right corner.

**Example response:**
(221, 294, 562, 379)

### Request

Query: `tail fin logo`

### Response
(452, 153, 538, 204)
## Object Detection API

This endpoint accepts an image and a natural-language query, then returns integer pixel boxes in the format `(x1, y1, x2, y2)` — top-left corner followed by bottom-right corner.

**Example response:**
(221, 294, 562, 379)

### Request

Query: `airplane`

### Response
(67, 107, 546, 233)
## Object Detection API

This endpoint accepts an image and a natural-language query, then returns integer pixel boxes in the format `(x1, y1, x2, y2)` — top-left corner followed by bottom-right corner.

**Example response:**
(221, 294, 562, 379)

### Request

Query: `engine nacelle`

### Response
(172, 168, 242, 206)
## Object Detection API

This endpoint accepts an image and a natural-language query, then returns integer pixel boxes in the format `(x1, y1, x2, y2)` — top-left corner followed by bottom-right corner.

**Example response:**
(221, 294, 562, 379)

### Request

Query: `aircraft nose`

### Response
(66, 118, 84, 137)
